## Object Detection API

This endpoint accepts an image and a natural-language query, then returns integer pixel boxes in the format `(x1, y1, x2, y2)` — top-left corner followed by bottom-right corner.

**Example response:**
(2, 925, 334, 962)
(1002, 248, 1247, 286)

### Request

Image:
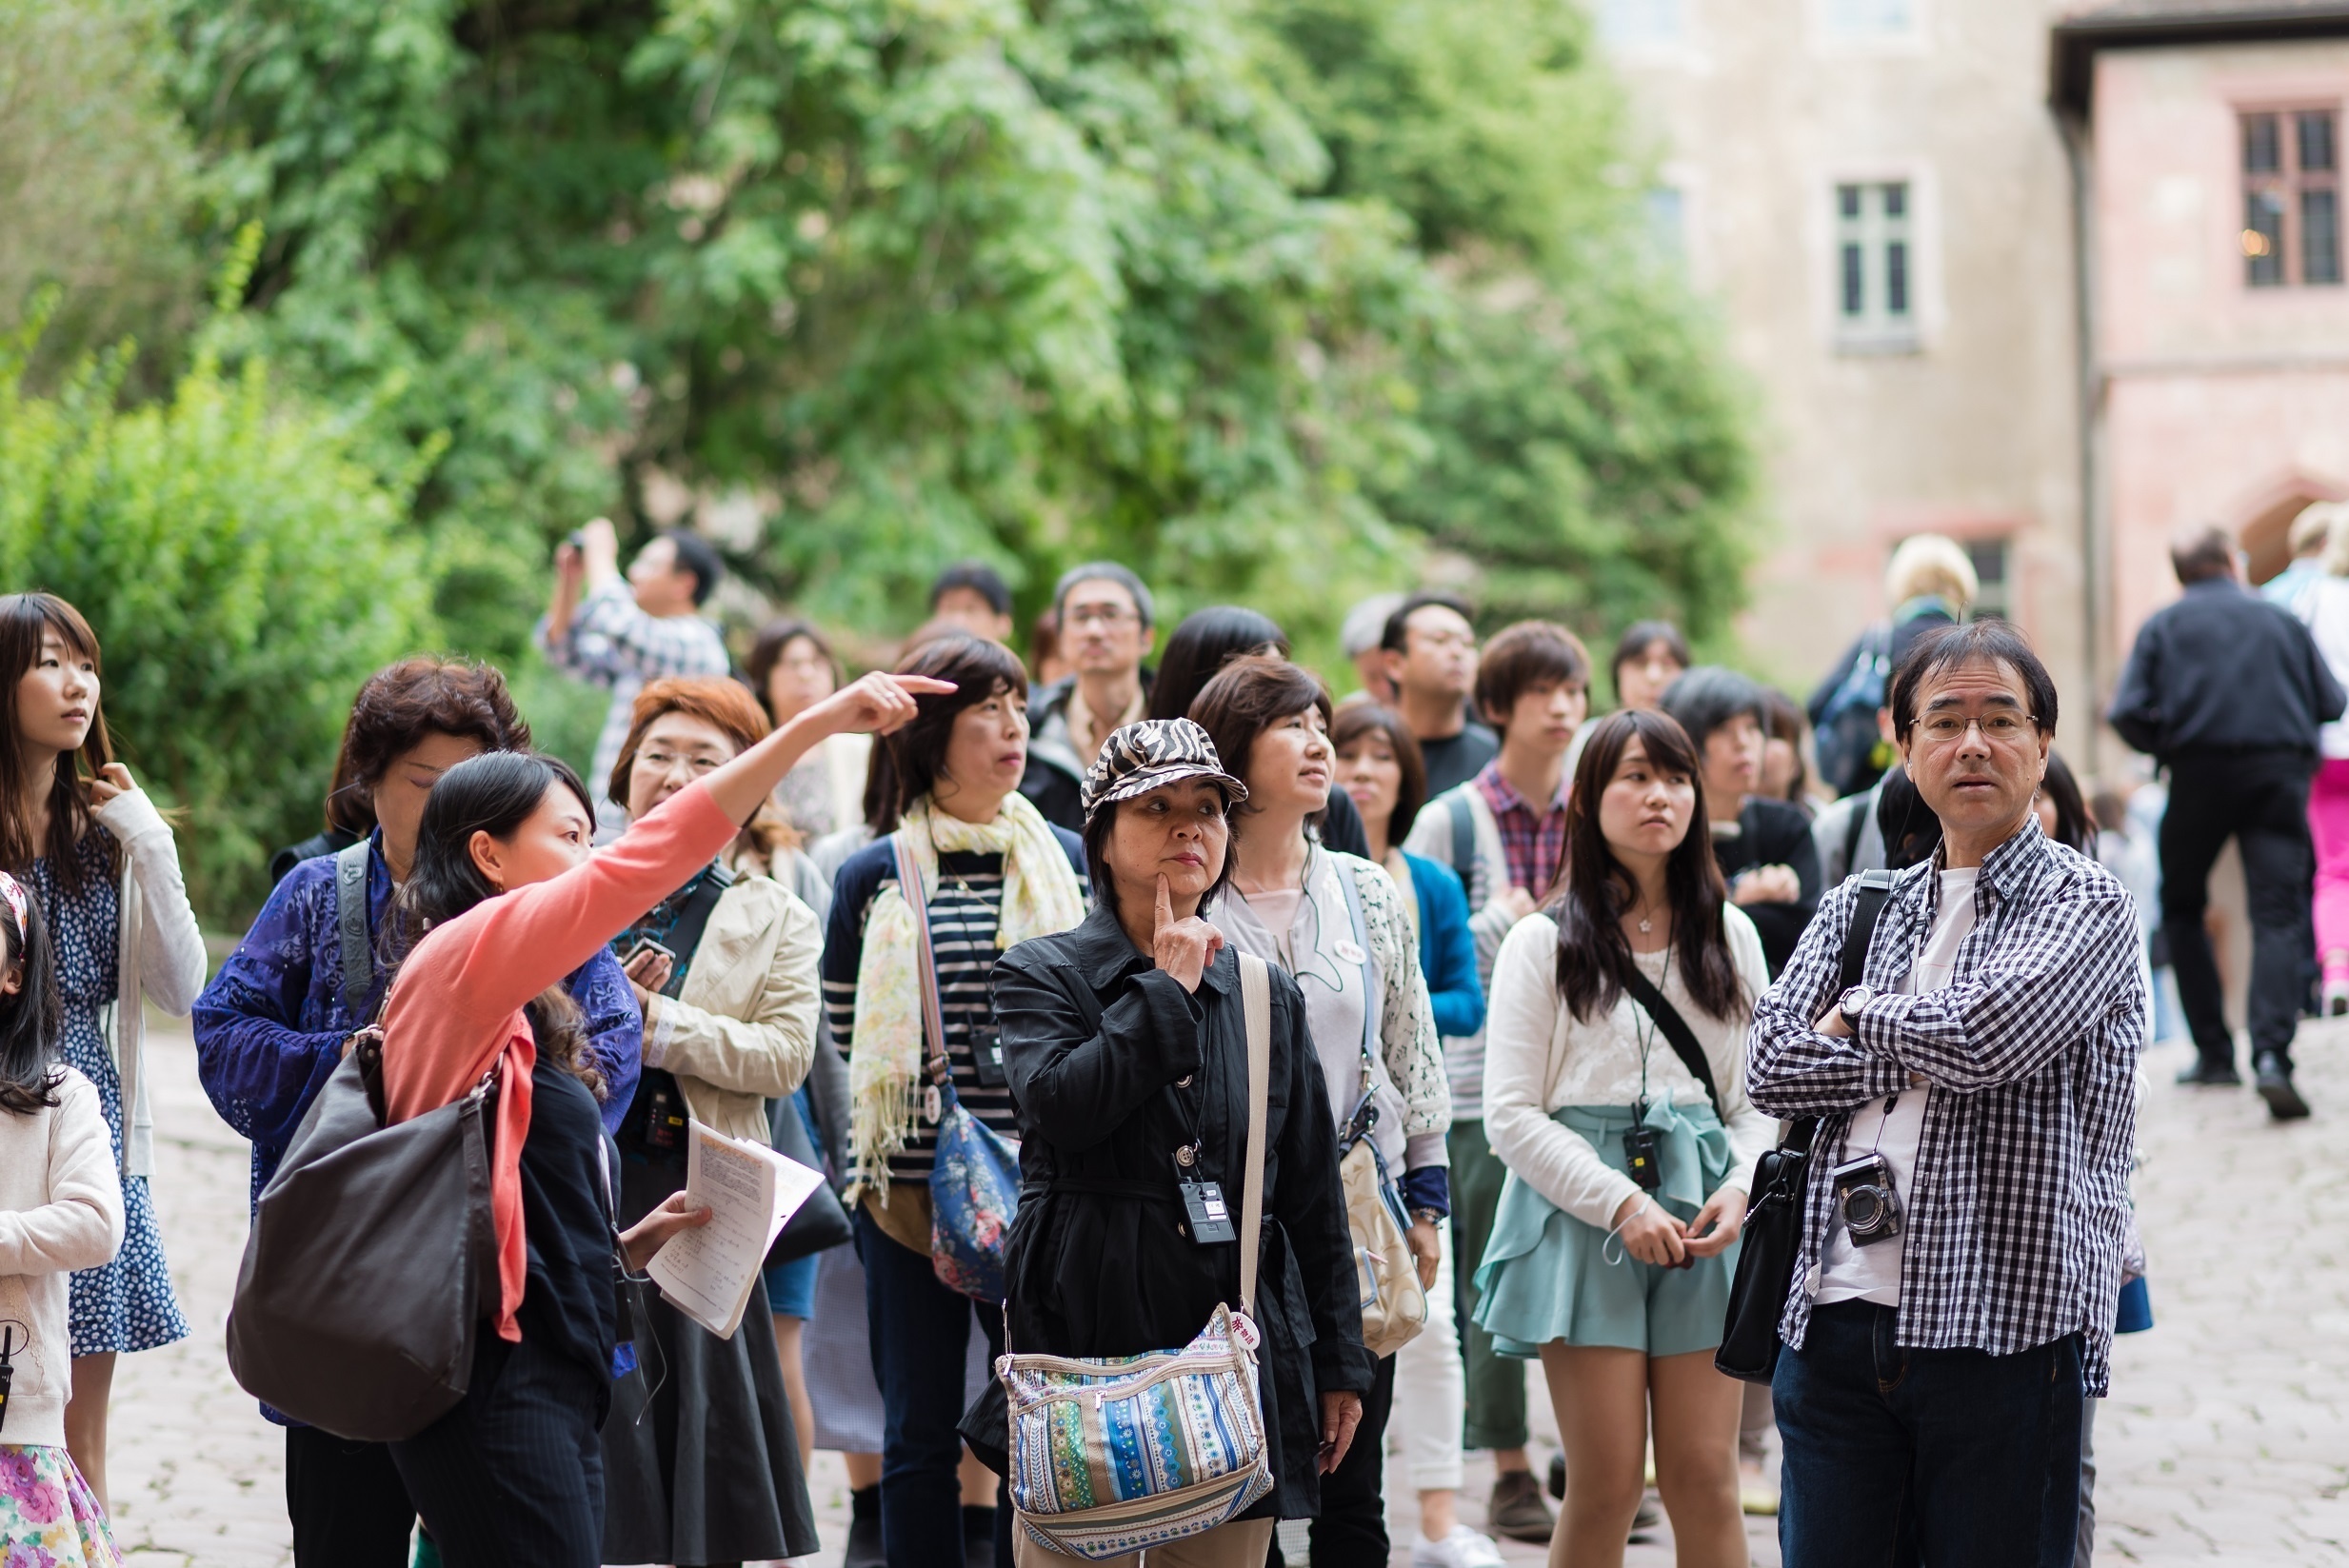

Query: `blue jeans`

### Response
(856, 1206, 1009, 1568)
(1774, 1300, 2085, 1568)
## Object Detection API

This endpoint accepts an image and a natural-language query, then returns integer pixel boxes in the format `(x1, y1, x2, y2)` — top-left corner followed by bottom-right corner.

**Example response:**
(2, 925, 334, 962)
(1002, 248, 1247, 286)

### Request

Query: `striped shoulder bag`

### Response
(999, 952, 1278, 1559)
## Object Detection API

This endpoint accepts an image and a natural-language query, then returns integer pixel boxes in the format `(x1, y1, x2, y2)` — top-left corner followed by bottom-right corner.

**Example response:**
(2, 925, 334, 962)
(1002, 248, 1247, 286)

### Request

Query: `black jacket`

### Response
(2108, 578, 2346, 763)
(1713, 797, 1821, 979)
(994, 904, 1373, 1518)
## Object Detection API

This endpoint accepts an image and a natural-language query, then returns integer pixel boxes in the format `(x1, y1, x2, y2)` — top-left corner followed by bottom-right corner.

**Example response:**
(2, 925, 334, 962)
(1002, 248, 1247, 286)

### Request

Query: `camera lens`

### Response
(1845, 1188, 1881, 1227)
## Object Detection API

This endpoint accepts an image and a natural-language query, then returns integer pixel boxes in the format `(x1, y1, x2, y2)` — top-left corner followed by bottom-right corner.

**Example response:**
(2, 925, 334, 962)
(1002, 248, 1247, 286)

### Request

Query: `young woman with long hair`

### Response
(746, 617, 871, 845)
(0, 593, 205, 1511)
(1475, 709, 1775, 1568)
(0, 880, 126, 1567)
(194, 656, 642, 1566)
(823, 632, 1088, 1568)
(1190, 655, 1452, 1566)
(366, 668, 942, 1565)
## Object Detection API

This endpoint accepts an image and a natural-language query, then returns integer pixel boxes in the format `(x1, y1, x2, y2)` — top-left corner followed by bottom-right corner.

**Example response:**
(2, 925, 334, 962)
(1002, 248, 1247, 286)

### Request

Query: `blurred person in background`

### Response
(2110, 524, 2341, 1117)
(2033, 753, 2097, 855)
(1760, 688, 1817, 815)
(1149, 605, 1372, 859)
(1021, 564, 1156, 833)
(1402, 621, 1590, 1546)
(1344, 591, 1407, 705)
(1025, 609, 1069, 690)
(538, 517, 731, 837)
(1807, 536, 1976, 801)
(1611, 621, 1692, 714)
(1331, 702, 1498, 1568)
(1662, 667, 1821, 979)
(926, 562, 1016, 645)
(1382, 592, 1496, 799)
(2296, 514, 2349, 1013)
(746, 618, 870, 853)
(2263, 500, 2341, 616)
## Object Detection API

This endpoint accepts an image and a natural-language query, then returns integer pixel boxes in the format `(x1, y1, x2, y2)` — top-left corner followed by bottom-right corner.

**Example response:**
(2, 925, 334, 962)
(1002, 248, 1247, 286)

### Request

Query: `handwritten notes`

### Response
(647, 1120, 827, 1339)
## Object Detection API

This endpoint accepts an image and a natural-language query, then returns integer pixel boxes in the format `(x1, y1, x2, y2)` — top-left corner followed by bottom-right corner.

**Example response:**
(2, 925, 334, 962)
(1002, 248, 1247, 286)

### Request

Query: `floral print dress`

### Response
(0, 1445, 119, 1566)
(27, 832, 187, 1356)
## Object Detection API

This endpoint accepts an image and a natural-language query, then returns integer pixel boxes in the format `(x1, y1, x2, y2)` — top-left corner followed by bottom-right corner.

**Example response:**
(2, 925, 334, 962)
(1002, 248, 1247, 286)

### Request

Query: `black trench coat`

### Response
(995, 903, 1373, 1519)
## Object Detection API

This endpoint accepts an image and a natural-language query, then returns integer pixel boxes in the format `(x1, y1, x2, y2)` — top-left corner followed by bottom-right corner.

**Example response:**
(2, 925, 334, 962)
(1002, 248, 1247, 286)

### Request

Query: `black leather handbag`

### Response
(1715, 869, 1898, 1383)
(226, 1034, 499, 1440)
(765, 1082, 853, 1267)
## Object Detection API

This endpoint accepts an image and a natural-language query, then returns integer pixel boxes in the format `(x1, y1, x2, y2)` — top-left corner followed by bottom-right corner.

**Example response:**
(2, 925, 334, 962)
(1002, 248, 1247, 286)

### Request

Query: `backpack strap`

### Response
(1236, 952, 1271, 1320)
(334, 840, 374, 1023)
(1621, 967, 1721, 1116)
(649, 864, 736, 999)
(1450, 792, 1477, 895)
(1785, 867, 1902, 1158)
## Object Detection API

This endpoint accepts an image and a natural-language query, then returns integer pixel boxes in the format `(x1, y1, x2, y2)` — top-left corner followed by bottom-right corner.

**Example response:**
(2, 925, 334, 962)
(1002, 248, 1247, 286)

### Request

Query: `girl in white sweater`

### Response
(1474, 712, 1773, 1568)
(0, 872, 127, 1566)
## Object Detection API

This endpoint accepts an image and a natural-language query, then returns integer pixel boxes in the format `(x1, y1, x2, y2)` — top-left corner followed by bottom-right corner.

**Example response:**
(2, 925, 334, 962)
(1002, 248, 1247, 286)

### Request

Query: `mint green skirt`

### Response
(1471, 1101, 1740, 1359)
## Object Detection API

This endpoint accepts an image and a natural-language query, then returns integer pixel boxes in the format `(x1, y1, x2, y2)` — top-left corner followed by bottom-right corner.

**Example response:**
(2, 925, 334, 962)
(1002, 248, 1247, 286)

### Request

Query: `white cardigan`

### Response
(0, 1069, 125, 1446)
(92, 790, 208, 1180)
(1482, 908, 1776, 1231)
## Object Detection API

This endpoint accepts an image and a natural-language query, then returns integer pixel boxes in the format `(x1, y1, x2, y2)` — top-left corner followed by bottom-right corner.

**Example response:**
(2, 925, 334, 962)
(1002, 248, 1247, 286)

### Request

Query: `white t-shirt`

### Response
(1817, 865, 1980, 1308)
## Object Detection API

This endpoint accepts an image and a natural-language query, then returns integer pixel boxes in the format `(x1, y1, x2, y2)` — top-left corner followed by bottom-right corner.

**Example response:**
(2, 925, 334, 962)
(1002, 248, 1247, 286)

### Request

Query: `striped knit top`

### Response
(822, 829, 1085, 1183)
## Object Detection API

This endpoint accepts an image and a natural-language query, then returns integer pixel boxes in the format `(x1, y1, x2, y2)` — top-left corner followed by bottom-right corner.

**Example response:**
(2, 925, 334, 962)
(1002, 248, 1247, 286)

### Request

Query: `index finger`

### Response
(1154, 874, 1174, 930)
(889, 675, 959, 695)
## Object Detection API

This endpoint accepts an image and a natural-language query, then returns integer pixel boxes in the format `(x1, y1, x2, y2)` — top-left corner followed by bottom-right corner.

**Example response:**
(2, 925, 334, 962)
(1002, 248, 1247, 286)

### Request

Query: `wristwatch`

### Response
(1837, 984, 1879, 1022)
(1410, 1207, 1444, 1228)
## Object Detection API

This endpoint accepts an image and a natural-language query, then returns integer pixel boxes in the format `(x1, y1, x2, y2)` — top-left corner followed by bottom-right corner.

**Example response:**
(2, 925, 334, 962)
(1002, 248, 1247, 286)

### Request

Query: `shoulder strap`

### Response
(1450, 792, 1476, 887)
(1841, 794, 1869, 878)
(1621, 967, 1720, 1115)
(1331, 855, 1381, 1073)
(653, 864, 736, 999)
(1841, 869, 1901, 993)
(1236, 952, 1271, 1320)
(333, 840, 373, 1022)
(890, 837, 951, 1085)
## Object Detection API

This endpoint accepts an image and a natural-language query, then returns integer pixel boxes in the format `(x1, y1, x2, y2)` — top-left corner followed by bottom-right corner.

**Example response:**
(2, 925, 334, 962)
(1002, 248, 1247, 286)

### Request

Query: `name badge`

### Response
(1332, 938, 1366, 964)
(1180, 1180, 1237, 1244)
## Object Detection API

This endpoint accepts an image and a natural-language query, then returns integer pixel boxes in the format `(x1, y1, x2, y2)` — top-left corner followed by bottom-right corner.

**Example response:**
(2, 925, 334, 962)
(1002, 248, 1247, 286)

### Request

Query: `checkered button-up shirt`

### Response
(1746, 818, 2145, 1394)
(537, 579, 731, 825)
(1474, 762, 1569, 904)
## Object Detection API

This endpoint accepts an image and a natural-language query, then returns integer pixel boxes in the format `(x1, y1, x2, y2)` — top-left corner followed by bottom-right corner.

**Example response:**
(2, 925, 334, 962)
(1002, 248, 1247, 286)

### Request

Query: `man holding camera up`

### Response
(1748, 622, 2144, 1567)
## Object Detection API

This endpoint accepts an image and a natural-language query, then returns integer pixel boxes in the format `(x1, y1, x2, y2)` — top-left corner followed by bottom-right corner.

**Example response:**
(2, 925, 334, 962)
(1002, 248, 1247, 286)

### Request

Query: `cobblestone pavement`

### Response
(108, 1018, 2349, 1565)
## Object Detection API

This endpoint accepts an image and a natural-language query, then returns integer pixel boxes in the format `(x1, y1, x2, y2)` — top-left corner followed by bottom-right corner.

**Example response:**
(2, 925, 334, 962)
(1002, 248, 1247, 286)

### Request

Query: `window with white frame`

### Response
(2241, 109, 2341, 288)
(1600, 0, 1682, 47)
(1835, 180, 1917, 347)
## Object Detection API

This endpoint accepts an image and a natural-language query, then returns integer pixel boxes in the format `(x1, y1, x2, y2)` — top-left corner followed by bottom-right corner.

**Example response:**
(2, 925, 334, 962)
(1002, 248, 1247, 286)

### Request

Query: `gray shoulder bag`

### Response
(226, 1032, 500, 1441)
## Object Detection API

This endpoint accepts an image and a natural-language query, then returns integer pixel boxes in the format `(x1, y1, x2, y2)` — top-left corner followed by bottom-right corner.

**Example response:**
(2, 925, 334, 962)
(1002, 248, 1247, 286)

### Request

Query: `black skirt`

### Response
(600, 1144, 819, 1566)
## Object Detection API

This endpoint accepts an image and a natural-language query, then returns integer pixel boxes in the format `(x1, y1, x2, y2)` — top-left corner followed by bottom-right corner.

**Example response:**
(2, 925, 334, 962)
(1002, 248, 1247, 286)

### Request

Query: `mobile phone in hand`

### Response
(623, 938, 675, 969)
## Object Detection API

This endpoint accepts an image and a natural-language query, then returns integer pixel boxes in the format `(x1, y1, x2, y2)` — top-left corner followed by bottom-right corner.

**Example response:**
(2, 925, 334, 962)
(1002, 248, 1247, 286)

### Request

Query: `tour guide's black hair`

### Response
(394, 751, 604, 1098)
(1549, 710, 1744, 1023)
(1887, 621, 2059, 742)
(1146, 606, 1289, 723)
(1658, 665, 1768, 748)
(662, 529, 726, 606)
(0, 899, 65, 1115)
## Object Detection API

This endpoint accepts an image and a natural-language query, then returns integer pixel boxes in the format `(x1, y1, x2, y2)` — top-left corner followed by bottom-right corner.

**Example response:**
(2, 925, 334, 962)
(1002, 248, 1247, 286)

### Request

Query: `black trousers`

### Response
(285, 1425, 415, 1568)
(1269, 1352, 1396, 1566)
(389, 1329, 607, 1568)
(2160, 751, 2317, 1068)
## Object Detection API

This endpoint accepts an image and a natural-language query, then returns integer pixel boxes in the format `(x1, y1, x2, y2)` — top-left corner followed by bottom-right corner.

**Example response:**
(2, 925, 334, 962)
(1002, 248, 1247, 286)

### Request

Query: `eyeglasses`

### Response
(1916, 711, 2037, 744)
(1065, 605, 1138, 628)
(636, 749, 727, 776)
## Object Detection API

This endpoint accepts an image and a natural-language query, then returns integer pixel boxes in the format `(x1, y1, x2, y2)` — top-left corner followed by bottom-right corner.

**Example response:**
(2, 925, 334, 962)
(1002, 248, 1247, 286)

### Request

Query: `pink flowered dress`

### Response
(0, 1443, 117, 1566)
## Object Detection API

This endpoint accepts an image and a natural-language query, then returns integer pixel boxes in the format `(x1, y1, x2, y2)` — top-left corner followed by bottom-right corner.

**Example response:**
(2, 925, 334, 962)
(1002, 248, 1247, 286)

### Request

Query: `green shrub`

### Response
(0, 296, 434, 923)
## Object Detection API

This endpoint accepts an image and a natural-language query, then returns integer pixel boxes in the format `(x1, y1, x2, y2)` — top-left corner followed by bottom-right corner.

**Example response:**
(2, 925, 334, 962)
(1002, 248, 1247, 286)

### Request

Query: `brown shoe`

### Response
(1488, 1468, 1556, 1544)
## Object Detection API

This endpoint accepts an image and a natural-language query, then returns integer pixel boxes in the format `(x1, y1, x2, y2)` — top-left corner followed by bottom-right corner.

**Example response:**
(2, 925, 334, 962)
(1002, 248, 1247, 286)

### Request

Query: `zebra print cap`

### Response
(1079, 718, 1249, 824)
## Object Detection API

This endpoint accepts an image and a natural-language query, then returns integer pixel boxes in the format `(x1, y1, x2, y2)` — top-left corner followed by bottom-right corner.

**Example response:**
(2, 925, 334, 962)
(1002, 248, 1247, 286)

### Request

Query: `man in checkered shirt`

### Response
(537, 517, 731, 837)
(1749, 620, 2144, 1568)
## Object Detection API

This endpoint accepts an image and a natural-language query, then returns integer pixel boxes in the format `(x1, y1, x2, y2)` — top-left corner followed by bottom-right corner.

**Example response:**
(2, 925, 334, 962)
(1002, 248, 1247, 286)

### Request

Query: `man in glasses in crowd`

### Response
(1020, 562, 1157, 832)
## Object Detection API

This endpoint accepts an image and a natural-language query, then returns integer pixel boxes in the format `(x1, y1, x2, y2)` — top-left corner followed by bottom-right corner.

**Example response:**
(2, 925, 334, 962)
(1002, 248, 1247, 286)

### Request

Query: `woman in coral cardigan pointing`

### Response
(368, 669, 946, 1568)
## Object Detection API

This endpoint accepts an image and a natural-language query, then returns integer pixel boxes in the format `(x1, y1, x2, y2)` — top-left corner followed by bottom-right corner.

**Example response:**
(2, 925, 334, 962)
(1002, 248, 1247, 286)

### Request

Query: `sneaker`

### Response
(1631, 1497, 1662, 1534)
(2256, 1051, 2311, 1121)
(2326, 976, 2349, 1017)
(1488, 1467, 1557, 1543)
(2175, 1058, 2243, 1086)
(1547, 1452, 1565, 1500)
(1412, 1524, 1508, 1567)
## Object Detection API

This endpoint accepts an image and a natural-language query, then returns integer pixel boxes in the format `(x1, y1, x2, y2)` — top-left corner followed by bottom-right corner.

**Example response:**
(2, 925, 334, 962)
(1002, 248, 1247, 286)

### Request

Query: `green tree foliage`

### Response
(1250, 0, 1760, 644)
(169, 0, 1756, 668)
(0, 280, 434, 920)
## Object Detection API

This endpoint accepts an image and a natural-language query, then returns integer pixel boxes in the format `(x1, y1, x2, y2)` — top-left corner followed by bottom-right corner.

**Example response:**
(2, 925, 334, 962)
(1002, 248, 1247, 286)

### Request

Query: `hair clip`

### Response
(0, 873, 23, 943)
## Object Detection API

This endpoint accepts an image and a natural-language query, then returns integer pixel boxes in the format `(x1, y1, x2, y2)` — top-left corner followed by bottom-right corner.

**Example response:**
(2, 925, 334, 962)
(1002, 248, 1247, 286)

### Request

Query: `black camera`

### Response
(1828, 1152, 1904, 1247)
(1622, 1124, 1662, 1192)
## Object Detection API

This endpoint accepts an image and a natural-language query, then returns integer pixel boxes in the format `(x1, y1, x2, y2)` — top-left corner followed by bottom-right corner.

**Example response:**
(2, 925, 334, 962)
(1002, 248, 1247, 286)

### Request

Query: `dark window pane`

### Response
(2248, 189, 2286, 286)
(1842, 243, 1864, 314)
(2246, 114, 2281, 173)
(2306, 188, 2340, 284)
(1883, 181, 1907, 219)
(1887, 241, 1909, 314)
(1839, 184, 1861, 220)
(1966, 540, 2007, 586)
(2302, 112, 2338, 173)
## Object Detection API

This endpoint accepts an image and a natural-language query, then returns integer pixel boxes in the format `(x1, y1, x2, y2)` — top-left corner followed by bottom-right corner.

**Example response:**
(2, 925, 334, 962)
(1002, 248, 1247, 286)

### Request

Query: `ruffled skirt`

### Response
(0, 1444, 119, 1567)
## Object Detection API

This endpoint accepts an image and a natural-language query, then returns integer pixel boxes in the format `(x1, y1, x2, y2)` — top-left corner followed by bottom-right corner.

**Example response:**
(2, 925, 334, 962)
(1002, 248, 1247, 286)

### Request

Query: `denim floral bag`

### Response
(894, 837, 1021, 1302)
